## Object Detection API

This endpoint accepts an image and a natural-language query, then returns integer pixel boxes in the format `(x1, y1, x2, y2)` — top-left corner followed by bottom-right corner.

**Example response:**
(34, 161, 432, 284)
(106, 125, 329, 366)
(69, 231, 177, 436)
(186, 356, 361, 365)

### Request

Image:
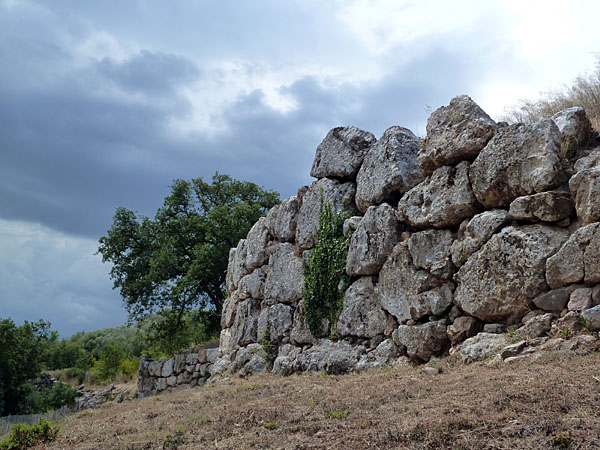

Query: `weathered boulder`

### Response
(570, 167, 600, 224)
(508, 191, 574, 222)
(231, 344, 268, 375)
(346, 204, 400, 276)
(397, 161, 480, 229)
(290, 299, 315, 346)
(532, 286, 576, 313)
(226, 240, 248, 294)
(231, 299, 261, 347)
(582, 305, 600, 331)
(378, 242, 454, 323)
(295, 178, 356, 250)
(450, 210, 509, 267)
(454, 224, 570, 323)
(293, 339, 366, 374)
(356, 339, 401, 371)
(574, 148, 600, 172)
(238, 267, 266, 300)
(355, 126, 424, 212)
(546, 223, 600, 288)
(407, 229, 454, 279)
(447, 316, 480, 345)
(551, 107, 591, 157)
(335, 277, 387, 338)
(310, 126, 376, 180)
(245, 217, 271, 271)
(568, 288, 593, 312)
(264, 243, 304, 303)
(454, 332, 508, 363)
(516, 313, 554, 339)
(257, 303, 294, 343)
(392, 320, 449, 362)
(266, 196, 299, 242)
(272, 344, 302, 376)
(418, 95, 497, 174)
(469, 120, 566, 208)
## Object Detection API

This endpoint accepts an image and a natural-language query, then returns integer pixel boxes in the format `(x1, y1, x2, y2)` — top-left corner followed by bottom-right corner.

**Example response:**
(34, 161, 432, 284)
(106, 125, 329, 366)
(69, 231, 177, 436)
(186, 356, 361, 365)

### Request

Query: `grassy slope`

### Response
(37, 348, 600, 449)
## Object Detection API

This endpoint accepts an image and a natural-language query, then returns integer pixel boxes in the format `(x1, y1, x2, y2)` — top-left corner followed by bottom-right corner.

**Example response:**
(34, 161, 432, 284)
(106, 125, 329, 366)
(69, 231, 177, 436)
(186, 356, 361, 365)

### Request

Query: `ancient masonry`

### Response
(139, 95, 600, 394)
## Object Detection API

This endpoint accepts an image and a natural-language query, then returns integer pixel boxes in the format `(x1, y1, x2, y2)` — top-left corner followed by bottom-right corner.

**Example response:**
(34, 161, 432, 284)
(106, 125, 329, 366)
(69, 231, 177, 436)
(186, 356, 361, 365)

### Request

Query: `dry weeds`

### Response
(36, 350, 600, 449)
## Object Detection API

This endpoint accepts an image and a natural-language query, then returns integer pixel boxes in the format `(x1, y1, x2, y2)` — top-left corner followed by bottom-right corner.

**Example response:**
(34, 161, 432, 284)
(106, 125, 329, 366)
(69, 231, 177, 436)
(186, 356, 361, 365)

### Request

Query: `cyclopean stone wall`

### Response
(137, 348, 219, 398)
(213, 95, 600, 377)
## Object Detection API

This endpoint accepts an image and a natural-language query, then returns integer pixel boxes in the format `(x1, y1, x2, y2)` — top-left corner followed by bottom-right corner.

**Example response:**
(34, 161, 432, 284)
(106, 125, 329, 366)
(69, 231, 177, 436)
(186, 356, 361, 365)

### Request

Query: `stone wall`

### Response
(211, 95, 600, 377)
(137, 348, 218, 398)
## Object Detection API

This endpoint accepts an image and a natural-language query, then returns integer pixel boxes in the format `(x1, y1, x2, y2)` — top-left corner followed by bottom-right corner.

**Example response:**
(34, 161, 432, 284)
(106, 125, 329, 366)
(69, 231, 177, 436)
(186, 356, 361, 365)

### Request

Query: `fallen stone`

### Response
(501, 341, 527, 359)
(455, 332, 509, 363)
(521, 310, 545, 324)
(418, 95, 497, 174)
(550, 311, 584, 336)
(310, 126, 376, 180)
(355, 126, 424, 212)
(397, 161, 480, 229)
(454, 224, 569, 323)
(346, 204, 401, 276)
(516, 313, 554, 339)
(532, 287, 576, 313)
(483, 323, 507, 334)
(581, 305, 600, 331)
(469, 120, 566, 208)
(293, 339, 366, 374)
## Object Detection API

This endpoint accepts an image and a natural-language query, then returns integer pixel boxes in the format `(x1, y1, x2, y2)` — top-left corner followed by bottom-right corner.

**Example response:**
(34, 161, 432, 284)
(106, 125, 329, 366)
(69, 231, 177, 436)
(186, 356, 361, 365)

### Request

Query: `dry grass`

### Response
(34, 348, 600, 449)
(503, 59, 600, 130)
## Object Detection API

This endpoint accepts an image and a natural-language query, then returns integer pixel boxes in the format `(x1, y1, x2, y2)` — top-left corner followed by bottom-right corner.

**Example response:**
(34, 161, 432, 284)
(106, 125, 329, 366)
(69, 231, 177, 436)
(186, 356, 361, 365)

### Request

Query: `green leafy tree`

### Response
(98, 173, 280, 353)
(0, 319, 54, 415)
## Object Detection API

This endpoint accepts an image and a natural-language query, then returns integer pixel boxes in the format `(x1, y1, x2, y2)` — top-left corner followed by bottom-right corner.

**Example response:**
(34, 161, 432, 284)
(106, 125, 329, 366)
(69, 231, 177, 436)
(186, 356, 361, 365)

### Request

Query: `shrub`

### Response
(38, 383, 76, 412)
(0, 418, 58, 450)
(303, 200, 351, 338)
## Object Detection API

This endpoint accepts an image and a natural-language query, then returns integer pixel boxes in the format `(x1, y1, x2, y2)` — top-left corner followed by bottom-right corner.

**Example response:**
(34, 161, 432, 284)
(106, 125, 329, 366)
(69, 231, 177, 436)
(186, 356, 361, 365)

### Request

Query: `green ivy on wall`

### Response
(303, 200, 352, 338)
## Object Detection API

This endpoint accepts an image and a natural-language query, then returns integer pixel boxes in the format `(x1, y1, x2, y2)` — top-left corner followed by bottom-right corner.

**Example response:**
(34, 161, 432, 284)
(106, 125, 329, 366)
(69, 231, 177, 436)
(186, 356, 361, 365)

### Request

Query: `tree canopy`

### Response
(97, 173, 280, 353)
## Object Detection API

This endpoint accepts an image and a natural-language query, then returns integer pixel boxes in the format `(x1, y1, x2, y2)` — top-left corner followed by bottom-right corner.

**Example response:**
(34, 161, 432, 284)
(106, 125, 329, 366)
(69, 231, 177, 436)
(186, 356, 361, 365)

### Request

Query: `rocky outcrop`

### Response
(174, 97, 600, 386)
(418, 95, 497, 174)
(355, 126, 424, 212)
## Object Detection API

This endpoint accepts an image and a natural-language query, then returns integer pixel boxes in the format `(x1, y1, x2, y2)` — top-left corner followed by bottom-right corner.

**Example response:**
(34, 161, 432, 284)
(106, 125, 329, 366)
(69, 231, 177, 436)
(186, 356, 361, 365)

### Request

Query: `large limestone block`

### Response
(355, 126, 424, 212)
(264, 242, 304, 303)
(231, 298, 260, 347)
(418, 95, 497, 174)
(469, 120, 566, 208)
(397, 161, 480, 229)
(454, 224, 570, 323)
(346, 203, 400, 276)
(552, 107, 591, 157)
(266, 196, 299, 242)
(226, 239, 248, 294)
(220, 290, 239, 329)
(293, 339, 366, 374)
(295, 178, 356, 250)
(406, 229, 454, 279)
(310, 126, 376, 180)
(570, 167, 600, 224)
(450, 210, 508, 267)
(257, 303, 294, 343)
(335, 277, 387, 338)
(219, 328, 235, 356)
(378, 242, 453, 323)
(508, 191, 574, 222)
(238, 267, 266, 300)
(546, 223, 600, 288)
(290, 299, 316, 346)
(244, 217, 271, 271)
(392, 320, 449, 362)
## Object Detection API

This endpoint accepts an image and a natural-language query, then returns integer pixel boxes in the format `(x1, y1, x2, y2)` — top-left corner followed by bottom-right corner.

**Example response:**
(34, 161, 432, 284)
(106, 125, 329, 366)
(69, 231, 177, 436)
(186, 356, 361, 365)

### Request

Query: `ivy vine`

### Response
(303, 200, 352, 338)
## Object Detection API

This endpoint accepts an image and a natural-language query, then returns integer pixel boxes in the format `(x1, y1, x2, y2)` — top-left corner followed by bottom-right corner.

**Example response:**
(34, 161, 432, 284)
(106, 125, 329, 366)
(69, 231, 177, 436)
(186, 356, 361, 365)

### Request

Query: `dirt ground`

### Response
(36, 349, 600, 449)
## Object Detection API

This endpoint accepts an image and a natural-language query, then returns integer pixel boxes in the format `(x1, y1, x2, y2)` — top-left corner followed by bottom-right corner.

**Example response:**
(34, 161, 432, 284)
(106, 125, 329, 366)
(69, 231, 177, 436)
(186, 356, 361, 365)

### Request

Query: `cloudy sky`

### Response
(2, 0, 600, 338)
